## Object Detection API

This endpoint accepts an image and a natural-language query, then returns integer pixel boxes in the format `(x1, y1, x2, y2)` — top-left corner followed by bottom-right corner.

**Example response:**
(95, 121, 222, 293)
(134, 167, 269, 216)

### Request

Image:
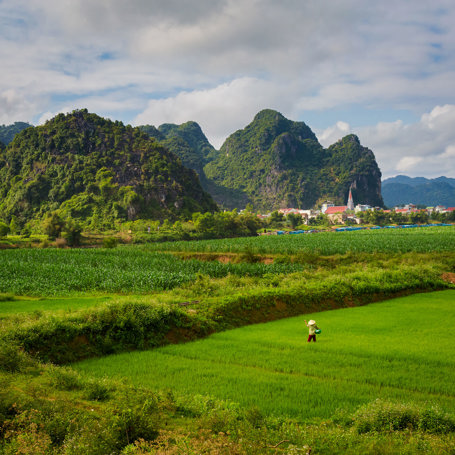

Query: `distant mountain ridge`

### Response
(382, 175, 455, 207)
(0, 121, 33, 144)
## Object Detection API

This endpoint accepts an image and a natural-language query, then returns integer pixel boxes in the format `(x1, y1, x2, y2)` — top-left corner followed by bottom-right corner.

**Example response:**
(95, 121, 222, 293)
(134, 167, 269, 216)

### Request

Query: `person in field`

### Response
(305, 319, 320, 342)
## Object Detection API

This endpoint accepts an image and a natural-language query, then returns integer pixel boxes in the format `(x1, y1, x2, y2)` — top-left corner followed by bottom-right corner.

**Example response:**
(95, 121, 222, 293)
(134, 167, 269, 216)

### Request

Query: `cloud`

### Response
(1, 1, 455, 178)
(133, 77, 289, 148)
(317, 121, 352, 146)
(396, 157, 424, 173)
(319, 105, 455, 179)
(0, 89, 37, 124)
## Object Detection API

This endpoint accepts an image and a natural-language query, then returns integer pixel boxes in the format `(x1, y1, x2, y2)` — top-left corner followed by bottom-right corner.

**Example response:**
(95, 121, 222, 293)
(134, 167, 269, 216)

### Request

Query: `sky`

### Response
(1, 0, 455, 179)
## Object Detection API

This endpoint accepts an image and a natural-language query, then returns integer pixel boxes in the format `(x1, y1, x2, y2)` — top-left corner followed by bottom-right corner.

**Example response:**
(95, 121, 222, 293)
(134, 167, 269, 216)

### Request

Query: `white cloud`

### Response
(1, 0, 455, 179)
(318, 105, 455, 179)
(317, 121, 352, 146)
(133, 77, 289, 148)
(396, 157, 424, 173)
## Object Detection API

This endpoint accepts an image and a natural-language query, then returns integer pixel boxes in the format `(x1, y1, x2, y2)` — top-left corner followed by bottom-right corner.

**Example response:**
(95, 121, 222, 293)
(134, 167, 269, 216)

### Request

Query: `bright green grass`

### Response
(0, 296, 113, 315)
(74, 290, 455, 422)
(141, 225, 455, 255)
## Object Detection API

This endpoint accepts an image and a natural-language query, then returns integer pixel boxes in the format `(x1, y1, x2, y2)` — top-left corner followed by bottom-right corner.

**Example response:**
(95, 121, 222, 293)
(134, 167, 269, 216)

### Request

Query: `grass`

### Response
(0, 296, 113, 316)
(74, 290, 455, 422)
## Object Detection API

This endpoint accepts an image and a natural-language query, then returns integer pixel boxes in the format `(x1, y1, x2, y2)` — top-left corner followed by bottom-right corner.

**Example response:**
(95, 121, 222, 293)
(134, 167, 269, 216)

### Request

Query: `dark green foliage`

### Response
(0, 110, 217, 230)
(4, 302, 213, 363)
(0, 121, 32, 145)
(353, 400, 455, 434)
(0, 221, 9, 238)
(42, 211, 65, 239)
(0, 373, 162, 454)
(102, 237, 118, 248)
(140, 120, 219, 196)
(0, 341, 34, 373)
(204, 110, 383, 210)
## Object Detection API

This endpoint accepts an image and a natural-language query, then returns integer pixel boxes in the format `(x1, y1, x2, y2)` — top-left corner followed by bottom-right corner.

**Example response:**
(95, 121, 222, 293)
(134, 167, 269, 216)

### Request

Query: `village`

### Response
(257, 188, 455, 229)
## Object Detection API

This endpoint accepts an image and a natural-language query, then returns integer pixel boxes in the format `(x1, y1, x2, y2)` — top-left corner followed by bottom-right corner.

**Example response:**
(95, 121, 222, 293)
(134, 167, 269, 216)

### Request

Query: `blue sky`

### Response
(1, 0, 455, 178)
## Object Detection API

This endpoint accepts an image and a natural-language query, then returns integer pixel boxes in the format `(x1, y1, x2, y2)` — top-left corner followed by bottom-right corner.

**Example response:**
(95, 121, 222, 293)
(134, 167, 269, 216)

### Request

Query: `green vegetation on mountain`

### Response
(382, 175, 455, 207)
(140, 110, 384, 211)
(204, 110, 383, 210)
(140, 121, 218, 179)
(0, 121, 32, 144)
(0, 110, 217, 231)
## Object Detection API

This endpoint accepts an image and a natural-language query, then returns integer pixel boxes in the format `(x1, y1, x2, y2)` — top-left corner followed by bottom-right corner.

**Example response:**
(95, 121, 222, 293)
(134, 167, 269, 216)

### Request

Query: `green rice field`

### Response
(0, 296, 112, 315)
(74, 290, 455, 422)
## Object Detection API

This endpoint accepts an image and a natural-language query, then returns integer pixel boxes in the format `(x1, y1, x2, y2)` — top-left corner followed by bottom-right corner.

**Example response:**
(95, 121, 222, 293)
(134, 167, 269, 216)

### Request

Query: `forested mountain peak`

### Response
(0, 109, 217, 230)
(204, 110, 382, 210)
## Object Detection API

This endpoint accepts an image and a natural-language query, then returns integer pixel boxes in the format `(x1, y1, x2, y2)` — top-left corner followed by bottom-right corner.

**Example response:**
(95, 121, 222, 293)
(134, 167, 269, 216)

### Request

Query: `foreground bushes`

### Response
(1, 358, 454, 455)
(353, 399, 455, 434)
(3, 303, 214, 363)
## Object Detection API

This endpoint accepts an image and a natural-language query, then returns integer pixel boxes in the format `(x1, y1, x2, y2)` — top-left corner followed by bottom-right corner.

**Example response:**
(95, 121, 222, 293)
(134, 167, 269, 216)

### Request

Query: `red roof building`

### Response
(324, 206, 348, 215)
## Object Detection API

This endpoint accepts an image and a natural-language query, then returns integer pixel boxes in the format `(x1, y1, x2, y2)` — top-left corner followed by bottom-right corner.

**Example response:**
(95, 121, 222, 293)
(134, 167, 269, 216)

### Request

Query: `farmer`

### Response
(305, 319, 320, 342)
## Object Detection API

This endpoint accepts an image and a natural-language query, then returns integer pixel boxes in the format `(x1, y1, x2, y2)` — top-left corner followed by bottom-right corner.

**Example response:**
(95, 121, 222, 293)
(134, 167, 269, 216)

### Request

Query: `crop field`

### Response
(1, 227, 453, 297)
(0, 249, 305, 296)
(74, 290, 455, 422)
(142, 225, 455, 255)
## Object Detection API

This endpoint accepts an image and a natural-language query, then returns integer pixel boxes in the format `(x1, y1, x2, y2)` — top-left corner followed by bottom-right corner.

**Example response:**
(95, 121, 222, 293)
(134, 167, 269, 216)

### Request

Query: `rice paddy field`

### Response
(74, 290, 455, 422)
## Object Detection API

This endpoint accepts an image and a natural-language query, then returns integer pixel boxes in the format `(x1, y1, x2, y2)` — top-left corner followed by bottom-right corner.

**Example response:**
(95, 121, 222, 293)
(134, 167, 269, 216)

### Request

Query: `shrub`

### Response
(0, 341, 34, 373)
(105, 400, 160, 449)
(0, 221, 10, 238)
(83, 378, 111, 401)
(419, 407, 455, 434)
(38, 239, 49, 249)
(0, 293, 15, 302)
(103, 237, 118, 248)
(353, 400, 455, 435)
(48, 366, 84, 391)
(353, 400, 419, 433)
(236, 248, 261, 263)
(63, 219, 83, 247)
(42, 211, 65, 239)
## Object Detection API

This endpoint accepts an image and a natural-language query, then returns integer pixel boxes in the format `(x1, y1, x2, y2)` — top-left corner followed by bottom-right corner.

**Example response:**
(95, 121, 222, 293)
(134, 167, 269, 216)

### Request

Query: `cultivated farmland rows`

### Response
(141, 225, 455, 255)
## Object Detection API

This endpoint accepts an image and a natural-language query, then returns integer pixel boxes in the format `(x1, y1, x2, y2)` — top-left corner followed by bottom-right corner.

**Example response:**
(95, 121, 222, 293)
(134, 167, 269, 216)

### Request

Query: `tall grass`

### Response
(74, 290, 455, 422)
